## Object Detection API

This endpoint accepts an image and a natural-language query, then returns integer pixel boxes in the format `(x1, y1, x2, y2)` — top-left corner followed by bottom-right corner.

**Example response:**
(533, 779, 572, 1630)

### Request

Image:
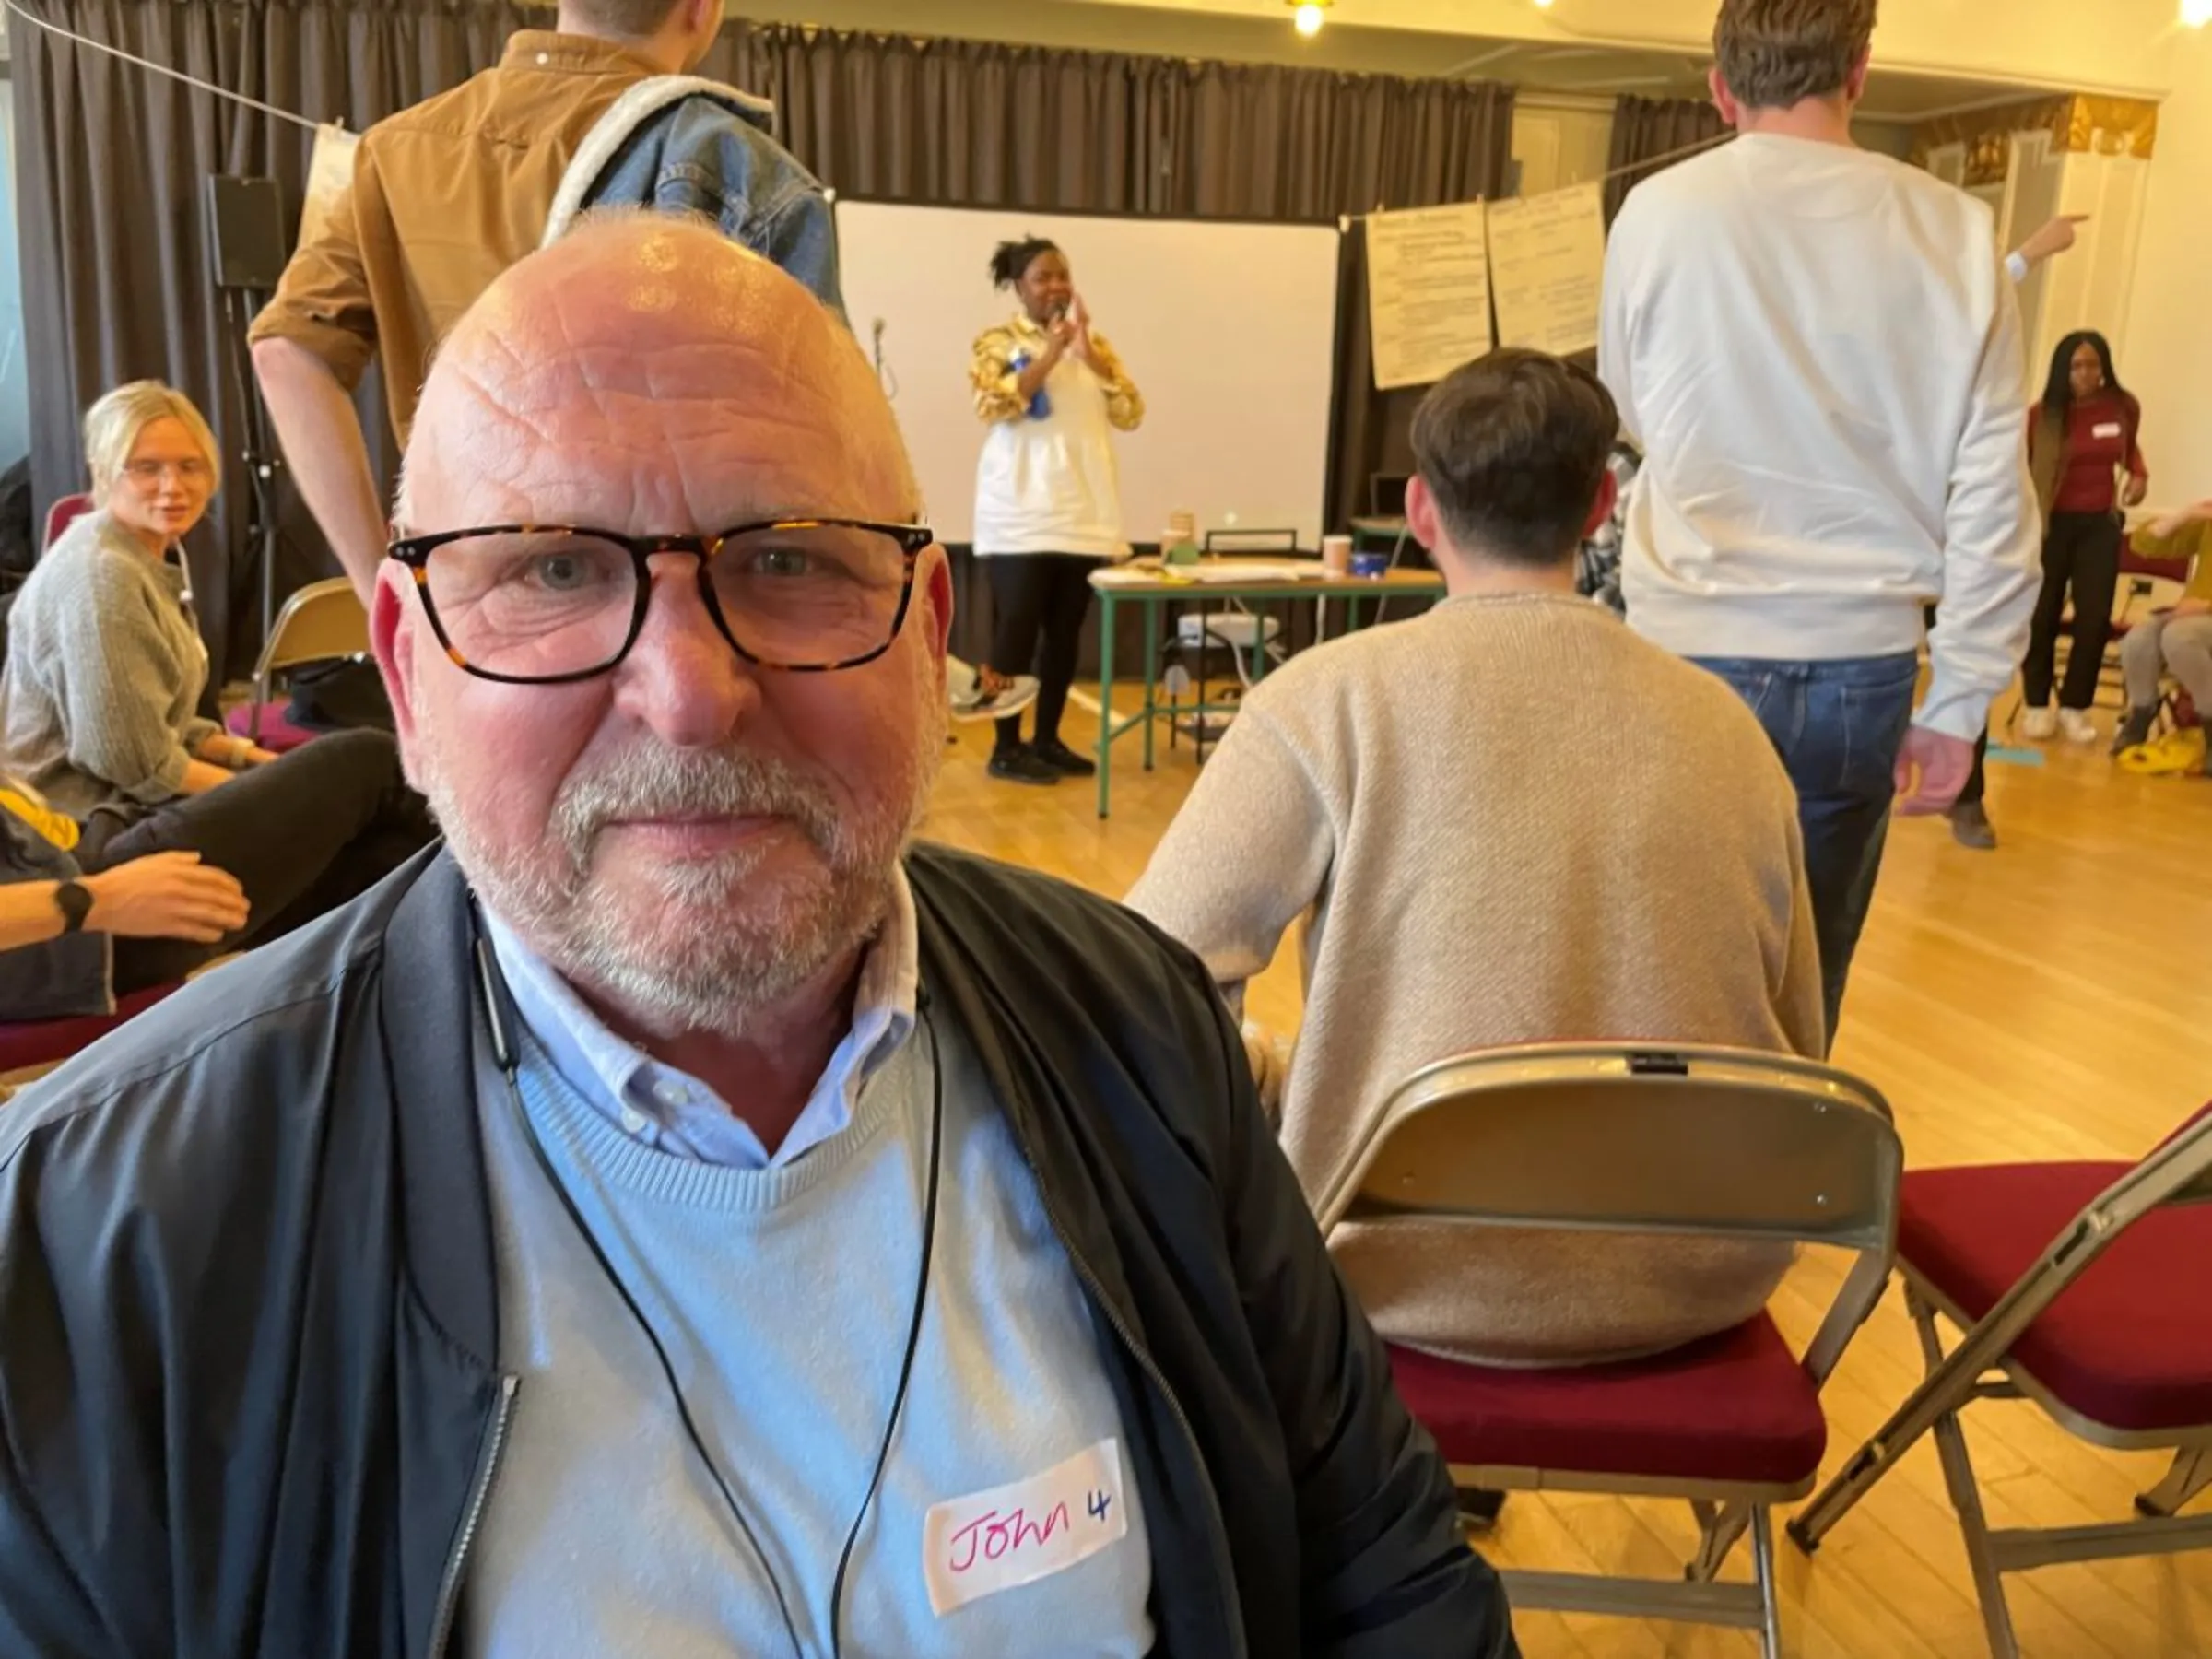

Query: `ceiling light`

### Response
(1291, 1, 1330, 36)
(1533, 0, 1555, 8)
(2185, 0, 2212, 24)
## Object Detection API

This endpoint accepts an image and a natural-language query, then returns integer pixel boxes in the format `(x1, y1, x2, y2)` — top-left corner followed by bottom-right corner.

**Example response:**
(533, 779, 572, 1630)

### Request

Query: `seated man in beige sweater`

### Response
(1128, 347, 1823, 1370)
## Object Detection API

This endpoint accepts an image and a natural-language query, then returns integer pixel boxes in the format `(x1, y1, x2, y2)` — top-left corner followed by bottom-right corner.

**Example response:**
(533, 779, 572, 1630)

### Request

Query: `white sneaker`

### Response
(2058, 707, 2099, 746)
(2021, 705, 2058, 740)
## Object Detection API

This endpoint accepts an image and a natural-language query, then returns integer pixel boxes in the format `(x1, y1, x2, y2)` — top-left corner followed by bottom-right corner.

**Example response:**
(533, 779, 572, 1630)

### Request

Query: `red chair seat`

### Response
(225, 702, 320, 754)
(1901, 1162, 2212, 1434)
(1387, 1313, 1828, 1488)
(0, 983, 180, 1075)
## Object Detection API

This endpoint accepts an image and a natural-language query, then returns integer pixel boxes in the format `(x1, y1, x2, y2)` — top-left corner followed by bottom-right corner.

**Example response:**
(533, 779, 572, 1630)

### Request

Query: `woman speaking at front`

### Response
(970, 236, 1145, 786)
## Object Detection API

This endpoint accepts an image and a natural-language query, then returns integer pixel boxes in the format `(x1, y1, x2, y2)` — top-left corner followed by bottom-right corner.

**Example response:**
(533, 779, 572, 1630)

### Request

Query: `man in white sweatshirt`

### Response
(1600, 0, 2040, 1042)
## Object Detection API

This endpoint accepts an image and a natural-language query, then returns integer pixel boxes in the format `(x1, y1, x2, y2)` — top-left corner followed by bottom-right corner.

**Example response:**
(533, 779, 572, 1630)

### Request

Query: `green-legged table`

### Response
(1088, 559, 1445, 818)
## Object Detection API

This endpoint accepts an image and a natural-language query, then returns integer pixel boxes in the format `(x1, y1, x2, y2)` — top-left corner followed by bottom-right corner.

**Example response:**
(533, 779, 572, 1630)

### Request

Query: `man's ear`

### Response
(684, 0, 719, 39)
(1709, 66, 1744, 129)
(370, 562, 424, 756)
(1582, 466, 1620, 540)
(1405, 473, 1441, 552)
(1842, 49, 1872, 104)
(921, 547, 955, 663)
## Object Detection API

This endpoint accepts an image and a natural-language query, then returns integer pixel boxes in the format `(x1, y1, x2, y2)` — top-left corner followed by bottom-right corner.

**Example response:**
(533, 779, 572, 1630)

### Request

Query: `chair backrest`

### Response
(2120, 547, 2192, 585)
(255, 579, 368, 681)
(1317, 1042, 1904, 1382)
(1317, 1043, 1901, 1257)
(41, 493, 92, 552)
(2108, 1102, 2212, 1212)
(1202, 528, 1300, 557)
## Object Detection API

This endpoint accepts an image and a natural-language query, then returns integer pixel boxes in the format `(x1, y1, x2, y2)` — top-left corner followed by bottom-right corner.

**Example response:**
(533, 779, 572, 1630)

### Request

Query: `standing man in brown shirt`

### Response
(250, 0, 840, 597)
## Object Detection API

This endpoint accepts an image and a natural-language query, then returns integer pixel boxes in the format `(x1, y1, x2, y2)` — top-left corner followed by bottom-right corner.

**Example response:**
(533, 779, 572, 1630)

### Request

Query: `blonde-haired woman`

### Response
(1, 381, 262, 808)
(0, 382, 433, 1001)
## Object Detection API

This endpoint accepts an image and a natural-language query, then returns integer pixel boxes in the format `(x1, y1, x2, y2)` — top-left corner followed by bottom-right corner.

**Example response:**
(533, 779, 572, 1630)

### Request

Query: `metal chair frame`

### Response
(1318, 1042, 1903, 1658)
(1790, 1112, 2212, 1658)
(242, 579, 368, 741)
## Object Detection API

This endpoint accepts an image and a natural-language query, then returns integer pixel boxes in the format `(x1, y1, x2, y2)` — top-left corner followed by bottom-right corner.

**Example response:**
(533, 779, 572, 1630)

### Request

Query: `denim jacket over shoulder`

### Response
(542, 76, 845, 324)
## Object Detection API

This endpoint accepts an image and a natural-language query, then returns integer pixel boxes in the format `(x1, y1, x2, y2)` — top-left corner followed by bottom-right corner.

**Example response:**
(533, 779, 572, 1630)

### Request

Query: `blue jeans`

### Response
(1692, 653, 1921, 1049)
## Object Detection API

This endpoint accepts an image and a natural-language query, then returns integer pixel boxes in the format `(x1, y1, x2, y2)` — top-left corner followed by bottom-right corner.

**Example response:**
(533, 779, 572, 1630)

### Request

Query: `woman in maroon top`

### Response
(2021, 330, 2147, 743)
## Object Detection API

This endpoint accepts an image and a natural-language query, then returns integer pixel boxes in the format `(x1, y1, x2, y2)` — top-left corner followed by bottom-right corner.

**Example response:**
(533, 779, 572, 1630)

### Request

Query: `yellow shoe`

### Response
(2117, 728, 2208, 776)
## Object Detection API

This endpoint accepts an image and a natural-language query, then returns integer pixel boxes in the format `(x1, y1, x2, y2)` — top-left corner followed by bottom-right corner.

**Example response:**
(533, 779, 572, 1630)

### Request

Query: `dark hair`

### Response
(989, 237, 1061, 290)
(1410, 347, 1618, 569)
(563, 0, 689, 38)
(1713, 0, 1877, 109)
(2041, 329, 2125, 418)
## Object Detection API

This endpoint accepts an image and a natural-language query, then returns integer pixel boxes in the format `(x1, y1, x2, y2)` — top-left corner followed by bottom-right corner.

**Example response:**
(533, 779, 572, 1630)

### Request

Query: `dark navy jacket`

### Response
(0, 844, 1516, 1658)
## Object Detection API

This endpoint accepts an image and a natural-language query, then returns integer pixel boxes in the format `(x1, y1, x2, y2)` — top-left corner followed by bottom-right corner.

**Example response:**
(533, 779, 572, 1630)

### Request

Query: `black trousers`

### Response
(2023, 511, 2124, 711)
(986, 554, 1097, 750)
(75, 729, 437, 993)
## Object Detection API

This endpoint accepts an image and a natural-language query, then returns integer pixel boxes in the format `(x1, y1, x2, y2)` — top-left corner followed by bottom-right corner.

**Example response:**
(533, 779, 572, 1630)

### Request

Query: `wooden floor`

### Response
(921, 689, 2212, 1659)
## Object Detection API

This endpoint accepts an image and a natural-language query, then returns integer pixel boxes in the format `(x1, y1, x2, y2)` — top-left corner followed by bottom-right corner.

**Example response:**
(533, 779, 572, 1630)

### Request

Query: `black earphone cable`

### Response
(476, 926, 944, 1659)
(831, 990, 944, 1655)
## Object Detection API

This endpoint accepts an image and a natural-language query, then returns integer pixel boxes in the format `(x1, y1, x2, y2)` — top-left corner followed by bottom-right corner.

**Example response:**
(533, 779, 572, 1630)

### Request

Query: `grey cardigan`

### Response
(0, 509, 220, 816)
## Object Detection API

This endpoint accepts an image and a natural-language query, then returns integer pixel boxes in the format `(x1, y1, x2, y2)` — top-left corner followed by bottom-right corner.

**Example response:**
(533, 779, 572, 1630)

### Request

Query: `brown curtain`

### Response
(1605, 94, 1729, 226)
(15, 6, 1512, 673)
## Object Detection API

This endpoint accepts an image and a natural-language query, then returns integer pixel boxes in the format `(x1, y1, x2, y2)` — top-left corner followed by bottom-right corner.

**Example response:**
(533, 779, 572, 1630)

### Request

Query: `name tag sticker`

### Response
(2093, 422, 2124, 440)
(924, 1438, 1129, 1616)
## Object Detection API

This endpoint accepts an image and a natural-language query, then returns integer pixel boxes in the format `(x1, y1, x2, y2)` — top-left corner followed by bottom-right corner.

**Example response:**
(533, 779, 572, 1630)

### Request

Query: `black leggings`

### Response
(2023, 511, 2124, 711)
(75, 729, 436, 993)
(986, 554, 1097, 751)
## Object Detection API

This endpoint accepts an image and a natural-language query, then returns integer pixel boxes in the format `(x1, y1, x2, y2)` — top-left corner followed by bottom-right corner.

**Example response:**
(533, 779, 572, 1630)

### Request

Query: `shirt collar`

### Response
(500, 29, 668, 78)
(482, 867, 920, 1171)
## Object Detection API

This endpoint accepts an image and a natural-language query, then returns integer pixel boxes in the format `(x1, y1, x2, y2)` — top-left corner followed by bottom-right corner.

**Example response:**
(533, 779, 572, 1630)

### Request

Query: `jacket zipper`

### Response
(1026, 1178, 1247, 1659)
(429, 1373, 520, 1658)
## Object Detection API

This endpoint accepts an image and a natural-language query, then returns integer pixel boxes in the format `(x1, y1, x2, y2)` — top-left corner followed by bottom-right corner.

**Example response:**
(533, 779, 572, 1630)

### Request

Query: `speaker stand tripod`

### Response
(218, 284, 287, 665)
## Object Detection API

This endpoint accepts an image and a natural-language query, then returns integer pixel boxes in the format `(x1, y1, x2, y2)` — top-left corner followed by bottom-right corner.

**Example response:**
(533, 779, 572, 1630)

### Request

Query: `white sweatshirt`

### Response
(1599, 134, 2041, 741)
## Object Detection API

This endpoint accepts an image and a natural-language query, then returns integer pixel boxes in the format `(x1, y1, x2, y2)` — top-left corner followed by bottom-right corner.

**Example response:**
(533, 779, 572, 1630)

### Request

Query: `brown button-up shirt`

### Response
(249, 31, 664, 443)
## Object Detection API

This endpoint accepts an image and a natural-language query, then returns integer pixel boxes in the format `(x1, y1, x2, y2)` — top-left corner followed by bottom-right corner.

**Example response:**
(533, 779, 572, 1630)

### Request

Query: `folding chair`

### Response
(41, 492, 93, 552)
(2053, 544, 2192, 711)
(2114, 543, 2205, 745)
(1162, 528, 1299, 759)
(41, 487, 94, 553)
(1790, 1104, 2212, 1658)
(1316, 1043, 1901, 1657)
(224, 578, 369, 750)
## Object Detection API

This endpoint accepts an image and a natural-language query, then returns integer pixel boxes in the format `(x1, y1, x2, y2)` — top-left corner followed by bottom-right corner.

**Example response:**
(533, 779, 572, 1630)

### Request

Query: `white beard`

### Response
(418, 680, 944, 1039)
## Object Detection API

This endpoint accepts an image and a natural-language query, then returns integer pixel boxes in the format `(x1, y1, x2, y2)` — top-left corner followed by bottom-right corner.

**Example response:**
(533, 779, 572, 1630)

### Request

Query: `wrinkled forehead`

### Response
(405, 248, 914, 534)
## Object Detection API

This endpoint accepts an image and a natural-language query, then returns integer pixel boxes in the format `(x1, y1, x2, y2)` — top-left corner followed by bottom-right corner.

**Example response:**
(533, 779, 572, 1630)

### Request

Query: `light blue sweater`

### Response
(465, 1016, 1155, 1656)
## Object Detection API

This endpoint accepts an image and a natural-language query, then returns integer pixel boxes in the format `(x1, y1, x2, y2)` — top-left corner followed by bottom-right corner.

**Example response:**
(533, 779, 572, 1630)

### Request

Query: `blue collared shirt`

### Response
(483, 871, 919, 1170)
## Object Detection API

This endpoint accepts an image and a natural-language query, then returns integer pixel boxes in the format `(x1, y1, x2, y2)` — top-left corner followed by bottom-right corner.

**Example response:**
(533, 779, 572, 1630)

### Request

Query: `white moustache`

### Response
(553, 746, 840, 859)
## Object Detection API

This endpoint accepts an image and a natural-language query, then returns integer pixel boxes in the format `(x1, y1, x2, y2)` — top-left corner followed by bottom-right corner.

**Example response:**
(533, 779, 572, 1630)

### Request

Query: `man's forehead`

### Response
(465, 258, 822, 404)
(408, 229, 912, 524)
